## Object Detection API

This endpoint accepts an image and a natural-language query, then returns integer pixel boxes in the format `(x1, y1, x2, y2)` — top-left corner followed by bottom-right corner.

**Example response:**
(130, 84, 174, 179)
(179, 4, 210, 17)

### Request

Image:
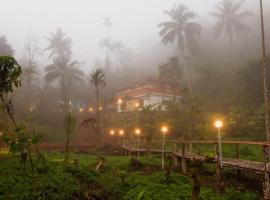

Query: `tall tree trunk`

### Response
(64, 134, 71, 165)
(178, 39, 194, 102)
(260, 1, 270, 199)
(60, 77, 69, 112)
(260, 0, 269, 142)
(105, 50, 111, 73)
(96, 86, 100, 136)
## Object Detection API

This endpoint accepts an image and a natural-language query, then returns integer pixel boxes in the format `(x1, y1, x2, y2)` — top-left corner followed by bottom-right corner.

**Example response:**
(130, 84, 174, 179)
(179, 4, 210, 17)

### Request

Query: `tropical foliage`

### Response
(44, 29, 84, 110)
(158, 3, 201, 54)
(211, 0, 252, 43)
(90, 68, 106, 135)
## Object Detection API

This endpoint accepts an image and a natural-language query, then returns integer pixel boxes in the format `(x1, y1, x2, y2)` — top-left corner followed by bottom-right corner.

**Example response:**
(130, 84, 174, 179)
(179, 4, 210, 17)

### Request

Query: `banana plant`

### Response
(64, 112, 76, 165)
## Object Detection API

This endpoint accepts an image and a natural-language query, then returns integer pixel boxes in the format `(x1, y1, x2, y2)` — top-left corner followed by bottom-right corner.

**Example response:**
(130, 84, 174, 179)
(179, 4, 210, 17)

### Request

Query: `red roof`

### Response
(115, 77, 180, 98)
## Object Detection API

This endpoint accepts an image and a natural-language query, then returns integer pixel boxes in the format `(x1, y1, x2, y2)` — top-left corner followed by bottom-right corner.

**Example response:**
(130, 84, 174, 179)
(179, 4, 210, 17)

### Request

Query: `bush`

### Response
(240, 146, 254, 157)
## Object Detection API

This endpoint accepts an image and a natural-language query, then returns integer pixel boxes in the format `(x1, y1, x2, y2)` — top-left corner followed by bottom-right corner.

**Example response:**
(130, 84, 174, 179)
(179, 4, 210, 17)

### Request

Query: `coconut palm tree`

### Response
(45, 28, 71, 58)
(44, 56, 84, 110)
(158, 3, 201, 100)
(211, 0, 252, 44)
(90, 68, 105, 136)
(45, 28, 83, 111)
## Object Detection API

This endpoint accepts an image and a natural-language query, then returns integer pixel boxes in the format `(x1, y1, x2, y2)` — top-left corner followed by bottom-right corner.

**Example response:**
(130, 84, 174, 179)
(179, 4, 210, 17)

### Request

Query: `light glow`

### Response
(110, 130, 115, 135)
(117, 98, 123, 104)
(119, 129, 124, 136)
(214, 120, 223, 128)
(161, 126, 168, 134)
(135, 128, 141, 135)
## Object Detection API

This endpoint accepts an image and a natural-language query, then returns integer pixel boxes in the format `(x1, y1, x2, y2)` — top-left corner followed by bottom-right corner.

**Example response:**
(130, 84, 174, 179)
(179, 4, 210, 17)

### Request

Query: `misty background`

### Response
(1, 0, 270, 142)
(1, 0, 269, 72)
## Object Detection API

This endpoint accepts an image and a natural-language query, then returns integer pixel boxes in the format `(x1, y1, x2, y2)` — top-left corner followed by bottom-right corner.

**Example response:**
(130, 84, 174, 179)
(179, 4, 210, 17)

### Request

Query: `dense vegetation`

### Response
(0, 152, 260, 200)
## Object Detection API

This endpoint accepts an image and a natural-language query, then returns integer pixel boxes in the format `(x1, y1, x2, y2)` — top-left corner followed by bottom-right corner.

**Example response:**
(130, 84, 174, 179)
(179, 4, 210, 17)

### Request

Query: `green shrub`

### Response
(240, 146, 254, 157)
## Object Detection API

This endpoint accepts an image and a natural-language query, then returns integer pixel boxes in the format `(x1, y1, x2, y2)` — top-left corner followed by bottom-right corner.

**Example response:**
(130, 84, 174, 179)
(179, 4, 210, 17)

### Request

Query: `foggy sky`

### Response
(0, 0, 266, 72)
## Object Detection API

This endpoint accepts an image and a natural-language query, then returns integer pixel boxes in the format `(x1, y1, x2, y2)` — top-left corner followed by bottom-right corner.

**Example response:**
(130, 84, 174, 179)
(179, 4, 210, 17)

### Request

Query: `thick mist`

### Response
(1, 0, 268, 72)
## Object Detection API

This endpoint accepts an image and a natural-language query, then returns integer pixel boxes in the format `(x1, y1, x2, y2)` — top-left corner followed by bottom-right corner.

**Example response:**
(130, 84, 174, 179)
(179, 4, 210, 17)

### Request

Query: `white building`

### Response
(115, 78, 181, 112)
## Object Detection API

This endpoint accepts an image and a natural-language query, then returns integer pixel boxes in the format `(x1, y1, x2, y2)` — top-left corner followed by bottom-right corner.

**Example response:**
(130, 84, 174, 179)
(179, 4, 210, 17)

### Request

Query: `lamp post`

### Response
(161, 126, 168, 169)
(215, 120, 223, 168)
(134, 102, 140, 142)
(214, 119, 224, 194)
(135, 128, 141, 157)
(119, 129, 124, 146)
(109, 129, 115, 145)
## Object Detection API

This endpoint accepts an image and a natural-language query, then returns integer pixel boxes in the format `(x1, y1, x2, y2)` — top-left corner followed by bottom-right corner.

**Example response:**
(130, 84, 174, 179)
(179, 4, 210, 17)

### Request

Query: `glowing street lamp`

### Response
(135, 102, 140, 108)
(109, 130, 115, 136)
(89, 107, 93, 112)
(215, 120, 223, 168)
(135, 128, 141, 157)
(79, 108, 84, 112)
(119, 129, 125, 146)
(214, 119, 225, 192)
(119, 129, 124, 136)
(161, 125, 168, 169)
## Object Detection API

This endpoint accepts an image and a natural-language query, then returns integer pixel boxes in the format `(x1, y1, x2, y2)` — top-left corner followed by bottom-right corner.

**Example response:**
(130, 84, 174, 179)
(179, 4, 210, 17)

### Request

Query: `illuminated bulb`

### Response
(215, 120, 223, 128)
(110, 130, 115, 135)
(119, 129, 124, 136)
(135, 128, 141, 135)
(161, 126, 168, 134)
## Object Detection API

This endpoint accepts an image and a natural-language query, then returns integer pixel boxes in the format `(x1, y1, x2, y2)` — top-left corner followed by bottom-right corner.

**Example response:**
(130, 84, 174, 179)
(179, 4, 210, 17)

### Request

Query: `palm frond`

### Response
(159, 3, 200, 52)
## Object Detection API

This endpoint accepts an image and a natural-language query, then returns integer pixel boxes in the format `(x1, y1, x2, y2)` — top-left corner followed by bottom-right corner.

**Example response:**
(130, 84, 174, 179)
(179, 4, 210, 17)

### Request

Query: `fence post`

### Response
(263, 145, 270, 200)
(236, 143, 241, 179)
(174, 143, 178, 166)
(182, 143, 187, 174)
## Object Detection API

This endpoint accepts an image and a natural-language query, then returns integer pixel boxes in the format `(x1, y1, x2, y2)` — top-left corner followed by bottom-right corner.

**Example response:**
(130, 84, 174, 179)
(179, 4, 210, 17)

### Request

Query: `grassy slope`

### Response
(0, 152, 260, 200)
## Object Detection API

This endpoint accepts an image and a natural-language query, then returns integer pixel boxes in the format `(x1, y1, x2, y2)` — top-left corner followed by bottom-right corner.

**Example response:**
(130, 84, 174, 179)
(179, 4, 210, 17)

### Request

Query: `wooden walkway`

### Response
(122, 140, 269, 173)
(122, 139, 270, 199)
